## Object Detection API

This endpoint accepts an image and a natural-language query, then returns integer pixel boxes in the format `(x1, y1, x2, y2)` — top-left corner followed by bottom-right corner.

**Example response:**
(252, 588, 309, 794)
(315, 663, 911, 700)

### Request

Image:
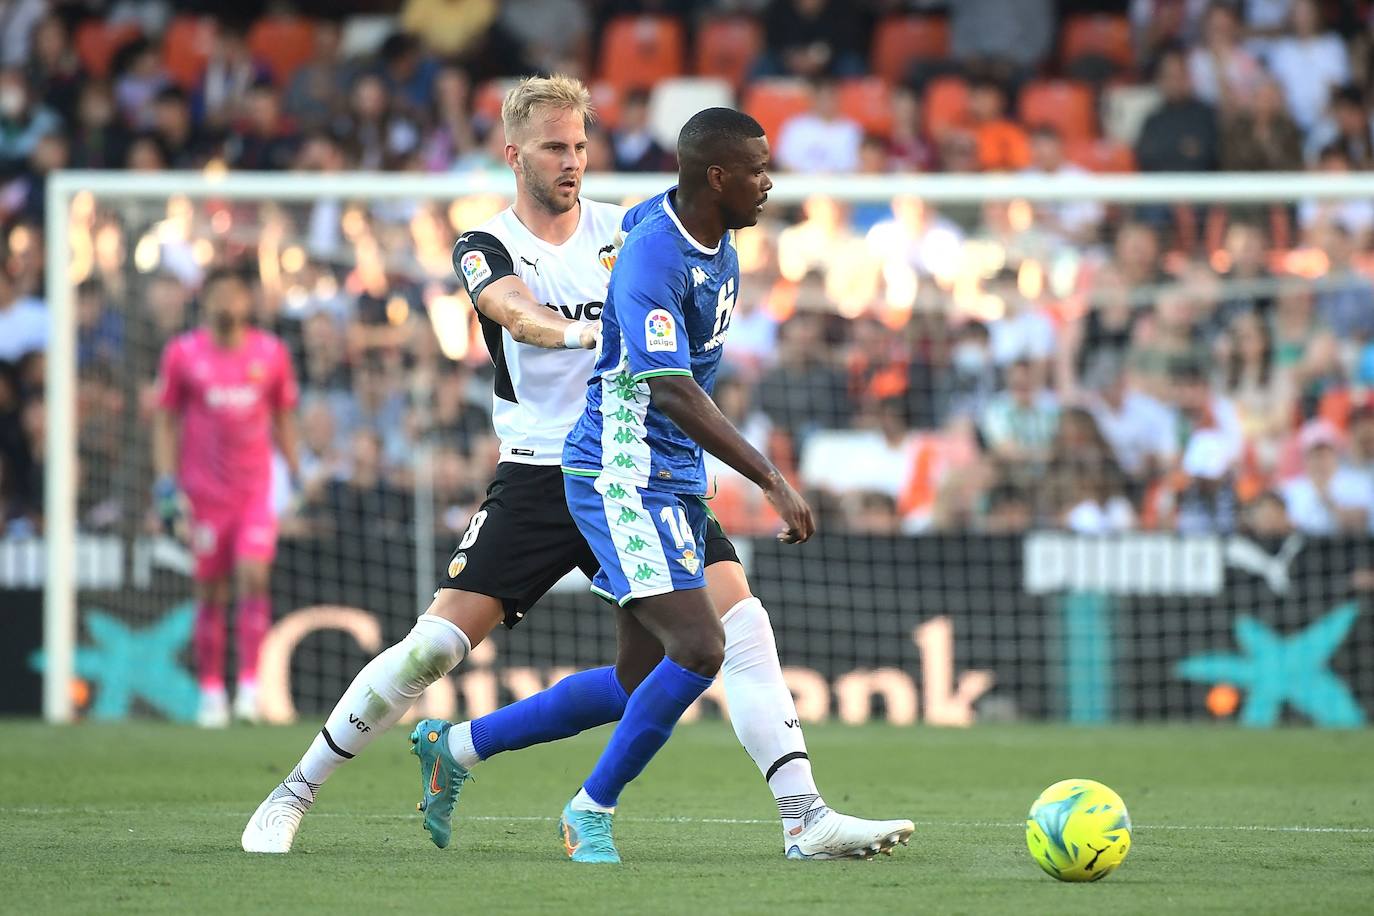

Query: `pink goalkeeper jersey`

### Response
(157, 328, 298, 506)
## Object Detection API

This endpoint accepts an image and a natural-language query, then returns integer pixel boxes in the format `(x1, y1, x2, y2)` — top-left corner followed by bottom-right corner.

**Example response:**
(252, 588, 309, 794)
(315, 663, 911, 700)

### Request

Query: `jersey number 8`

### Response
(458, 510, 488, 549)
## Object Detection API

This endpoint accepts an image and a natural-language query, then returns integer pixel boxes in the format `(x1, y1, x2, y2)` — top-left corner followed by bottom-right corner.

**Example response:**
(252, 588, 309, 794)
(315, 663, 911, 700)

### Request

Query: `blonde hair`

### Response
(501, 74, 595, 141)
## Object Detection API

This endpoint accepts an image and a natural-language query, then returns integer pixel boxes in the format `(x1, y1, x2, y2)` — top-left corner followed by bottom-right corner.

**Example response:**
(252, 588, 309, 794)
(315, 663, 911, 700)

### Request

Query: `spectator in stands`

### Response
(758, 0, 866, 80)
(150, 87, 216, 169)
(1282, 419, 1374, 534)
(0, 67, 58, 168)
(1135, 45, 1219, 173)
(378, 33, 439, 115)
(1219, 75, 1303, 173)
(75, 278, 123, 370)
(419, 63, 479, 172)
(312, 428, 413, 539)
(1216, 310, 1293, 469)
(124, 131, 169, 171)
(401, 0, 499, 60)
(0, 128, 61, 224)
(1271, 278, 1319, 370)
(611, 89, 673, 172)
(1265, 0, 1349, 132)
(432, 364, 491, 457)
(1084, 354, 1179, 489)
(1131, 286, 1208, 399)
(940, 320, 998, 423)
(0, 0, 45, 70)
(334, 72, 420, 171)
(866, 196, 964, 282)
(968, 78, 1029, 172)
(227, 80, 299, 171)
(1215, 222, 1275, 322)
(111, 38, 168, 130)
(1347, 405, 1374, 476)
(197, 21, 271, 131)
(24, 14, 81, 122)
(284, 19, 354, 131)
(1291, 326, 1346, 422)
(1299, 145, 1374, 244)
(979, 357, 1059, 471)
(982, 482, 1034, 533)
(1048, 407, 1137, 534)
(1170, 427, 1240, 533)
(1242, 489, 1292, 537)
(776, 78, 862, 173)
(497, 0, 592, 76)
(0, 262, 45, 364)
(756, 308, 850, 440)
(1024, 125, 1104, 244)
(1062, 266, 1140, 391)
(1304, 85, 1374, 168)
(887, 86, 936, 173)
(68, 81, 128, 169)
(986, 267, 1055, 372)
(949, 0, 1055, 84)
(1170, 356, 1245, 471)
(1187, 2, 1264, 111)
(843, 491, 902, 535)
(1314, 224, 1374, 341)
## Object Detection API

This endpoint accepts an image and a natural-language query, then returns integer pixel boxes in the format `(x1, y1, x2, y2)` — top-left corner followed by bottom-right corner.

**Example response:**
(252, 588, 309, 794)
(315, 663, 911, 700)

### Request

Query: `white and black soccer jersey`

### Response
(453, 199, 626, 465)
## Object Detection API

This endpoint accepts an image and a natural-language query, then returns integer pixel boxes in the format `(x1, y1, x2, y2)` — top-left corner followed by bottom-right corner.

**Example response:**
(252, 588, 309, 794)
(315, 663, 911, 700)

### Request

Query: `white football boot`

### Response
(785, 809, 915, 860)
(241, 788, 309, 853)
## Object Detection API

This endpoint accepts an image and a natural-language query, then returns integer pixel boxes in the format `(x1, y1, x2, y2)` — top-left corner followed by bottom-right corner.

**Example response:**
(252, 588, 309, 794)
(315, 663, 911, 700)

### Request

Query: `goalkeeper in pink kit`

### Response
(153, 267, 300, 727)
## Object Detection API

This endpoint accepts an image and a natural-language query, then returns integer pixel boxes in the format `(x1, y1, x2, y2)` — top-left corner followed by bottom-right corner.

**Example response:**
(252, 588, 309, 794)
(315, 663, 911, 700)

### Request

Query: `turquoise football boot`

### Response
(559, 798, 621, 864)
(409, 719, 472, 849)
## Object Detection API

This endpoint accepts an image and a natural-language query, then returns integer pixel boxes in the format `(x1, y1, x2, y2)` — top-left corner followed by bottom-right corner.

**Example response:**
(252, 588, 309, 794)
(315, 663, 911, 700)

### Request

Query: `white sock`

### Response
(446, 721, 481, 769)
(720, 597, 826, 836)
(282, 614, 470, 806)
(569, 786, 615, 814)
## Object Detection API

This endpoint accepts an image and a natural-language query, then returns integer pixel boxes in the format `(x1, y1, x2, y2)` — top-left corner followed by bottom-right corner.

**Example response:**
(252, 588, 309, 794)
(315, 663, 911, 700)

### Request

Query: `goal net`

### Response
(39, 170, 1374, 729)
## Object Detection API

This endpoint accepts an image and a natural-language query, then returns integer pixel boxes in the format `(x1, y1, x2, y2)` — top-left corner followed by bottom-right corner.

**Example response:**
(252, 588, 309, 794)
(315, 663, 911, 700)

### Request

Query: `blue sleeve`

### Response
(612, 233, 692, 384)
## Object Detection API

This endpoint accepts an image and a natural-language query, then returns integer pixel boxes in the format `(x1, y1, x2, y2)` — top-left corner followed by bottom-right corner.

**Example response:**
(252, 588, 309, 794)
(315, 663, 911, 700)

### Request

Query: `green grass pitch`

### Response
(3, 721, 1373, 915)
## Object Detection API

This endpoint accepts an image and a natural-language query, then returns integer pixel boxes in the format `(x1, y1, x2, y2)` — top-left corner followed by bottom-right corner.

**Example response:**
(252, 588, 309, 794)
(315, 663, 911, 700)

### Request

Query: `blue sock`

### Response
(582, 657, 713, 808)
(469, 666, 628, 761)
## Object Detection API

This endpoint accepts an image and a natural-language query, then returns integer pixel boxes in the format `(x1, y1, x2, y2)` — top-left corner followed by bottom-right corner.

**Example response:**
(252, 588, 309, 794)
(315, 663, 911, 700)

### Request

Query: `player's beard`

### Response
(211, 311, 239, 338)
(522, 160, 578, 216)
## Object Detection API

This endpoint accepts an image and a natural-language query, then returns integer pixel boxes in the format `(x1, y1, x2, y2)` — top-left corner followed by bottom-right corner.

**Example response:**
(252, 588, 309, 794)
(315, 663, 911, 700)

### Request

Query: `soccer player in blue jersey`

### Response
(553, 108, 818, 862)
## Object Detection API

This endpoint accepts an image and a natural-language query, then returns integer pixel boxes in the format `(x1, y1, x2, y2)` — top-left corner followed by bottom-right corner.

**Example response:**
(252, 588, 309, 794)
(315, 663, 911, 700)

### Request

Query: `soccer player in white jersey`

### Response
(242, 75, 911, 860)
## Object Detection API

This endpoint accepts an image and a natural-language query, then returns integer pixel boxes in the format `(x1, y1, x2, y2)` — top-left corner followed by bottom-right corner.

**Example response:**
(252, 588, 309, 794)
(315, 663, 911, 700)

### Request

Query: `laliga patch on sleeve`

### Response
(459, 250, 491, 290)
(645, 308, 678, 352)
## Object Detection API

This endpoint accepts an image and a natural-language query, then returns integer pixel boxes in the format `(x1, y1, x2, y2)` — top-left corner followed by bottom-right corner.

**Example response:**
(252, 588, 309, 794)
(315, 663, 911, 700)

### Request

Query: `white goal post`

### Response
(42, 169, 1374, 722)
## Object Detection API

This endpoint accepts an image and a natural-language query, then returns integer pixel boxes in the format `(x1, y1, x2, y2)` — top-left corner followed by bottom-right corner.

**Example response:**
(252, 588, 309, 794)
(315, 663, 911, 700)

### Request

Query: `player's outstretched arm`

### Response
(474, 275, 599, 350)
(648, 374, 814, 544)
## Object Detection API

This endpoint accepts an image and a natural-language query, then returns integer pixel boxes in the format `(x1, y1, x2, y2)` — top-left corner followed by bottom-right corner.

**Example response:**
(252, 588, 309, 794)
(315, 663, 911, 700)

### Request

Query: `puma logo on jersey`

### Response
(541, 301, 603, 321)
(520, 255, 540, 275)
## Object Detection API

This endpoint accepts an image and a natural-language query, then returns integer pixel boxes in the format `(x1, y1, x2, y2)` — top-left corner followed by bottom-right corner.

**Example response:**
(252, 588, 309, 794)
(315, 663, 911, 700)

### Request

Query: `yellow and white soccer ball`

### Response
(1025, 779, 1132, 882)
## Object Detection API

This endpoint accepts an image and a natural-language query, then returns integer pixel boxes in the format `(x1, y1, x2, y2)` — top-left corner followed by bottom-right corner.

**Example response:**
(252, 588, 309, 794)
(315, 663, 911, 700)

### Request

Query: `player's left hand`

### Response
(152, 475, 189, 542)
(763, 474, 815, 544)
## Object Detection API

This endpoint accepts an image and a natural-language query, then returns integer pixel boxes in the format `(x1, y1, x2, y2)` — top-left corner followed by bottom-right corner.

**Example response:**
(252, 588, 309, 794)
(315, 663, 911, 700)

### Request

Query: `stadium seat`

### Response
(1020, 79, 1097, 141)
(1066, 137, 1136, 172)
(838, 77, 893, 139)
(648, 78, 734, 148)
(248, 16, 317, 86)
(694, 16, 762, 90)
(923, 76, 969, 137)
(74, 20, 142, 79)
(473, 78, 517, 125)
(872, 15, 948, 84)
(1061, 14, 1133, 71)
(599, 15, 685, 92)
(162, 15, 216, 89)
(742, 79, 813, 145)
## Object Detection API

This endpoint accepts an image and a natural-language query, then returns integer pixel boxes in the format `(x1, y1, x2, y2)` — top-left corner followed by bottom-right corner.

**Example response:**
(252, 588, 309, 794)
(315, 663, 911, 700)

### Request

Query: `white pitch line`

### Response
(4, 808, 1373, 834)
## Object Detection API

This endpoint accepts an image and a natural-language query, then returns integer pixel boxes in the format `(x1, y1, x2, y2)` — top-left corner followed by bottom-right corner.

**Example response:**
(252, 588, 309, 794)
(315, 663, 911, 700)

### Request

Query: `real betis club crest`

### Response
(677, 550, 700, 574)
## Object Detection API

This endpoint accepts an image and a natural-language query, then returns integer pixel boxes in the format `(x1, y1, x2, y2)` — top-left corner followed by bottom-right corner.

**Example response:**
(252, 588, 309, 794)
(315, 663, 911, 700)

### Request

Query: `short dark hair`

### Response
(676, 107, 765, 185)
(1333, 84, 1365, 109)
(202, 265, 249, 291)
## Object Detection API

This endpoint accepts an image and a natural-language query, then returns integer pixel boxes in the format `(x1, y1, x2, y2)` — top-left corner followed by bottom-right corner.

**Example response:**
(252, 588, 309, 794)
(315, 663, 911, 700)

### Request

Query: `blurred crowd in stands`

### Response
(3, 0, 1374, 543)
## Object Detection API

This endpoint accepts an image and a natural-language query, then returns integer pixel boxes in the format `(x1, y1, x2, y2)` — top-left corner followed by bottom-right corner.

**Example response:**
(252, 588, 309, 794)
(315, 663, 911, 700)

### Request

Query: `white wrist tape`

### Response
(563, 321, 587, 349)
